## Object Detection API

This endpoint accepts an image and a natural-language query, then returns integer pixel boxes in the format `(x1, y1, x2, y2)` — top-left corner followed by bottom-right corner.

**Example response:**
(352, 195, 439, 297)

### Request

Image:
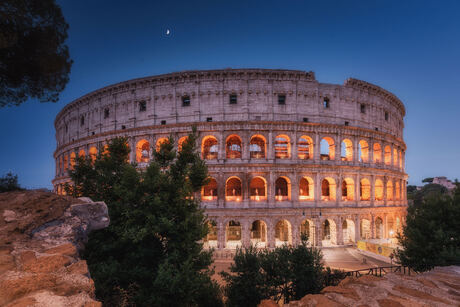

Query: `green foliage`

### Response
(67, 129, 223, 306)
(0, 172, 22, 193)
(422, 177, 434, 183)
(396, 186, 460, 272)
(221, 239, 331, 306)
(0, 0, 72, 107)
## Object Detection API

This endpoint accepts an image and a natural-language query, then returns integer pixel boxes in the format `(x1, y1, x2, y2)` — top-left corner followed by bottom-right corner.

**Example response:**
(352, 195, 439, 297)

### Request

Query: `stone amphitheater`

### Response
(53, 68, 407, 249)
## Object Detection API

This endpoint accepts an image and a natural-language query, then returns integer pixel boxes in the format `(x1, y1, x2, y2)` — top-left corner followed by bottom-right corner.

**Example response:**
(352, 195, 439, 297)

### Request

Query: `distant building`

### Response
(432, 177, 457, 190)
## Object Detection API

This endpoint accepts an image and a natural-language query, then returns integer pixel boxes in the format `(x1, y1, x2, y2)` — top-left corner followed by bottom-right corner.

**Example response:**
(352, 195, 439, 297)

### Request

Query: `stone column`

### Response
(383, 176, 388, 207)
(314, 133, 320, 161)
(218, 131, 225, 161)
(315, 218, 322, 247)
(336, 174, 342, 206)
(354, 215, 361, 242)
(242, 220, 251, 247)
(336, 217, 344, 245)
(242, 130, 249, 161)
(267, 130, 274, 161)
(217, 220, 225, 249)
(370, 214, 376, 239)
(371, 174, 375, 206)
(315, 172, 321, 204)
(291, 171, 299, 206)
(291, 139, 297, 160)
(355, 173, 361, 205)
(267, 221, 276, 248)
(291, 220, 299, 246)
(268, 171, 275, 208)
(218, 173, 225, 207)
(129, 138, 135, 163)
(353, 137, 359, 162)
(369, 139, 374, 165)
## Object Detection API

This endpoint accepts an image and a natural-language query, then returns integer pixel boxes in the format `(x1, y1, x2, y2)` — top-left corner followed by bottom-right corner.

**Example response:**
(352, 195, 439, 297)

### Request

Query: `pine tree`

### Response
(67, 129, 222, 306)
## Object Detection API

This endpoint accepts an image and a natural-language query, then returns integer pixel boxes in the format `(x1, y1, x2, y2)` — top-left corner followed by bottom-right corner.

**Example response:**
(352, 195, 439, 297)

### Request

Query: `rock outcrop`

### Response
(259, 266, 460, 306)
(0, 190, 109, 307)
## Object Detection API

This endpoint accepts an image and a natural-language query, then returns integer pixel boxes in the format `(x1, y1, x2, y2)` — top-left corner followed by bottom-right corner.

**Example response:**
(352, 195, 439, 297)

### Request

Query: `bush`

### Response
(221, 240, 339, 306)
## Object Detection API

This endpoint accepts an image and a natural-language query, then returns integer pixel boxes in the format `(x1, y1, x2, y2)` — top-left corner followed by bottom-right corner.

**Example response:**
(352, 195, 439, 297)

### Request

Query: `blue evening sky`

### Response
(1, 0, 459, 189)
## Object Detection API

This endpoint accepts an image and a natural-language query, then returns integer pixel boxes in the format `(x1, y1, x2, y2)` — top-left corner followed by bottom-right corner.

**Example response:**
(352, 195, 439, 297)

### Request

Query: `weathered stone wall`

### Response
(0, 190, 109, 306)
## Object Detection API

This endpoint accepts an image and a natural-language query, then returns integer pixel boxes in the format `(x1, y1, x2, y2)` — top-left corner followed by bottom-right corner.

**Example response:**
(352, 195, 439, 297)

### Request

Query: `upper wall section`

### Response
(55, 69, 406, 147)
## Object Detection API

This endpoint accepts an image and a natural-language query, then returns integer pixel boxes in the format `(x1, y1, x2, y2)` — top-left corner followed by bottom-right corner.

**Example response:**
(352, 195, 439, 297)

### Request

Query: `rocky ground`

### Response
(0, 190, 109, 307)
(259, 266, 460, 306)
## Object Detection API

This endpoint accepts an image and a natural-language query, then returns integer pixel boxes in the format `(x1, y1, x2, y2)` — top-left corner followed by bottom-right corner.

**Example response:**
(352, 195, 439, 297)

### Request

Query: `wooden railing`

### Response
(345, 265, 414, 277)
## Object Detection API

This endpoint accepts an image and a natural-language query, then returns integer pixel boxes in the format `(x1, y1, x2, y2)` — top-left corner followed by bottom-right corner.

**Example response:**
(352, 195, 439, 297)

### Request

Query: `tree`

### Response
(0, 0, 72, 107)
(222, 239, 328, 306)
(0, 172, 22, 192)
(66, 129, 223, 306)
(396, 186, 460, 272)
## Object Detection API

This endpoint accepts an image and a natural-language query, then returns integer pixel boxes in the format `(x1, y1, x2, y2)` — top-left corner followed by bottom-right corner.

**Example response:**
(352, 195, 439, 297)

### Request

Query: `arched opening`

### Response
(384, 145, 391, 165)
(341, 178, 354, 201)
(341, 139, 353, 161)
(360, 178, 371, 201)
(63, 155, 68, 172)
(136, 139, 150, 163)
(298, 135, 313, 160)
(387, 216, 395, 239)
(250, 135, 266, 159)
(226, 220, 241, 249)
(321, 178, 336, 201)
(320, 137, 335, 160)
(322, 219, 337, 246)
(343, 219, 355, 244)
(102, 144, 109, 156)
(360, 219, 371, 240)
(393, 148, 398, 167)
(274, 135, 290, 159)
(204, 220, 218, 249)
(359, 140, 369, 162)
(299, 177, 314, 200)
(375, 179, 384, 201)
(202, 177, 218, 201)
(178, 136, 189, 152)
(275, 177, 290, 201)
(395, 181, 401, 200)
(89, 147, 98, 163)
(387, 180, 394, 201)
(250, 220, 267, 248)
(79, 149, 85, 158)
(156, 137, 170, 152)
(202, 136, 219, 160)
(300, 219, 315, 246)
(70, 152, 76, 170)
(373, 143, 382, 163)
(226, 135, 242, 159)
(275, 220, 292, 246)
(375, 217, 384, 239)
(226, 177, 242, 201)
(250, 177, 266, 201)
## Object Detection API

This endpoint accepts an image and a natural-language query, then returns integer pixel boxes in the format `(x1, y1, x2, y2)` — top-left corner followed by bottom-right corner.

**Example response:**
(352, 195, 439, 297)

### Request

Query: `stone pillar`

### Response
(369, 139, 374, 165)
(335, 135, 341, 162)
(383, 176, 388, 207)
(315, 218, 322, 247)
(242, 172, 249, 208)
(267, 221, 276, 248)
(268, 171, 275, 207)
(217, 220, 225, 249)
(314, 133, 320, 161)
(291, 220, 298, 246)
(353, 137, 359, 162)
(242, 130, 249, 161)
(355, 173, 361, 205)
(129, 138, 135, 163)
(315, 172, 321, 204)
(218, 173, 225, 207)
(291, 138, 297, 160)
(336, 175, 341, 206)
(242, 220, 251, 247)
(336, 217, 344, 245)
(291, 172, 299, 206)
(218, 131, 225, 161)
(370, 214, 376, 239)
(267, 130, 274, 161)
(354, 215, 361, 242)
(371, 174, 375, 206)
(383, 214, 388, 239)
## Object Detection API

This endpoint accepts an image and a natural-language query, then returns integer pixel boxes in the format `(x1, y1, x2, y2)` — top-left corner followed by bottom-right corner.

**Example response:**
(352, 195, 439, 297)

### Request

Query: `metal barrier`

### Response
(345, 265, 414, 277)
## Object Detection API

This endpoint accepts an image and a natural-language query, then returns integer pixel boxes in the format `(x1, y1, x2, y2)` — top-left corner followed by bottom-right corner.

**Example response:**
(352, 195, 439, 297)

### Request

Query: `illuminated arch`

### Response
(63, 155, 68, 172)
(136, 139, 150, 163)
(202, 177, 218, 201)
(399, 151, 403, 169)
(300, 219, 315, 246)
(360, 218, 371, 240)
(321, 177, 336, 201)
(375, 179, 384, 201)
(226, 135, 242, 159)
(343, 219, 355, 243)
(78, 149, 86, 158)
(226, 176, 242, 201)
(341, 139, 353, 161)
(70, 152, 76, 170)
(89, 147, 98, 163)
(322, 219, 337, 245)
(275, 220, 292, 246)
(360, 178, 371, 201)
(274, 135, 290, 159)
(384, 145, 391, 165)
(341, 177, 354, 201)
(387, 180, 394, 200)
(275, 176, 290, 201)
(373, 143, 382, 163)
(204, 220, 218, 249)
(249, 176, 266, 201)
(156, 137, 170, 152)
(395, 181, 401, 200)
(226, 220, 242, 249)
(298, 135, 313, 160)
(202, 136, 218, 160)
(359, 140, 369, 162)
(178, 136, 189, 152)
(393, 148, 398, 166)
(249, 135, 266, 159)
(250, 220, 267, 247)
(320, 137, 335, 160)
(299, 177, 314, 200)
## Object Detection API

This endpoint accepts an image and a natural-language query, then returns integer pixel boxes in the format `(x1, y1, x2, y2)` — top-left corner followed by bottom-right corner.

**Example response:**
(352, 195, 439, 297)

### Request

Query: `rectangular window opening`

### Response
(303, 117, 309, 122)
(104, 108, 110, 119)
(161, 120, 166, 125)
(360, 104, 366, 114)
(345, 121, 349, 126)
(206, 117, 212, 122)
(323, 98, 330, 108)
(278, 94, 286, 105)
(182, 96, 191, 107)
(139, 101, 146, 112)
(385, 112, 389, 121)
(229, 94, 237, 104)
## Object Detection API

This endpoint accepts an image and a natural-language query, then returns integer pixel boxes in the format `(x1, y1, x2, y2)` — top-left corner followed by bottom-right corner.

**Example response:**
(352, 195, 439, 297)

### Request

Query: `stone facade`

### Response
(53, 68, 407, 248)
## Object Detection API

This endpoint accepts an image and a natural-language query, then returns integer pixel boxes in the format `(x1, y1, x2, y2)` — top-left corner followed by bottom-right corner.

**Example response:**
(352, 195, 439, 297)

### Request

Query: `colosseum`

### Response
(53, 68, 407, 249)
